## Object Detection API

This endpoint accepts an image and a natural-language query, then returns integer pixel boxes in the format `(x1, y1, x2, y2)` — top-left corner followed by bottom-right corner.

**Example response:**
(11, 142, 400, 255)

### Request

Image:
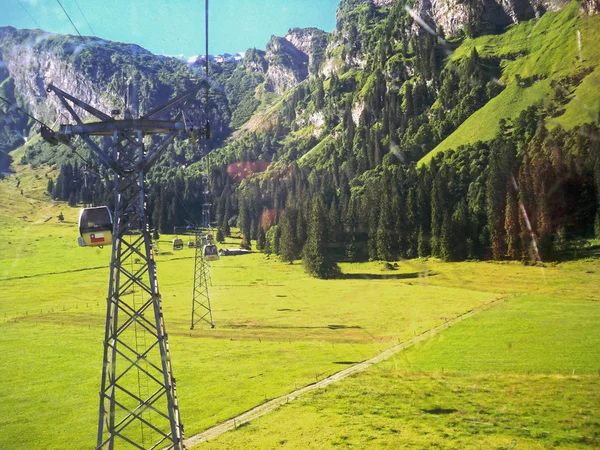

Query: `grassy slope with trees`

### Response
(421, 1, 600, 164)
(1, 1, 600, 448)
(9, 2, 599, 275)
(1, 167, 506, 448)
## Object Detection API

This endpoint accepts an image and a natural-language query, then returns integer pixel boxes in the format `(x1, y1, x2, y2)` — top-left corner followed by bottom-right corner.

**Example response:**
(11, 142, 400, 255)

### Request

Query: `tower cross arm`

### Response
(142, 86, 203, 121)
(46, 84, 113, 122)
(56, 119, 203, 136)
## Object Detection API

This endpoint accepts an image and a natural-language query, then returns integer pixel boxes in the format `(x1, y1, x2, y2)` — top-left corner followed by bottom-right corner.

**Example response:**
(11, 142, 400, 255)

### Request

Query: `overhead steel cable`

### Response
(203, 0, 212, 228)
(0, 95, 103, 175)
(16, 0, 42, 29)
(204, 0, 210, 153)
(72, 0, 96, 36)
(55, 0, 86, 45)
(0, 94, 49, 128)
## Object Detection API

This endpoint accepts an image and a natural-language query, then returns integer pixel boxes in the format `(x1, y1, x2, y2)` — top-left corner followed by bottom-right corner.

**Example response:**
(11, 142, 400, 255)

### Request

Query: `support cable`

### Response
(0, 95, 103, 177)
(201, 0, 212, 230)
(55, 0, 86, 44)
(16, 0, 42, 29)
(0, 95, 49, 128)
(72, 0, 96, 36)
(204, 0, 210, 162)
(189, 0, 215, 330)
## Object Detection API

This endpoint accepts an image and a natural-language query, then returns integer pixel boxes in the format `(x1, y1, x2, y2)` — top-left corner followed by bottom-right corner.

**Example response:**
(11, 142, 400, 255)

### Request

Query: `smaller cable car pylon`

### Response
(174, 224, 217, 329)
(192, 228, 216, 329)
(189, 0, 217, 330)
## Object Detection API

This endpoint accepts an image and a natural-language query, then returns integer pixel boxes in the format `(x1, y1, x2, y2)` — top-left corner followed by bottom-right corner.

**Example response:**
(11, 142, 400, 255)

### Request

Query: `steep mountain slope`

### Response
(0, 23, 331, 172)
(2, 1, 598, 173)
(199, 0, 600, 271)
(420, 1, 600, 165)
(0, 27, 230, 173)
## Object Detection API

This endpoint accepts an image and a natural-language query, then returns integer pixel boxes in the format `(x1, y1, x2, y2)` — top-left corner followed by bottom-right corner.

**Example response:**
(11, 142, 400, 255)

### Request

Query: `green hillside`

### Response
(419, 2, 600, 165)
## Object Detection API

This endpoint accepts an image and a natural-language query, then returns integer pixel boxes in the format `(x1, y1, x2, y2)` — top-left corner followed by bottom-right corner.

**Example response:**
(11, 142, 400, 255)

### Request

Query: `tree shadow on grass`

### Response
(336, 271, 437, 280)
(421, 408, 458, 415)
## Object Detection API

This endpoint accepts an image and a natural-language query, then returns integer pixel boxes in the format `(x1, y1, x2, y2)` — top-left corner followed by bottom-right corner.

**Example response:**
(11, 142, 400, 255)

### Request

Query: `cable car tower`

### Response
(191, 4, 217, 331)
(42, 81, 207, 449)
(192, 146, 216, 330)
(174, 223, 216, 330)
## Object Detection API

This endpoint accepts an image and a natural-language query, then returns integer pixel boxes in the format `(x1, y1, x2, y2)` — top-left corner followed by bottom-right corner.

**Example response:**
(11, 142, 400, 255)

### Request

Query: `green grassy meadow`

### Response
(197, 285, 600, 449)
(1, 157, 599, 449)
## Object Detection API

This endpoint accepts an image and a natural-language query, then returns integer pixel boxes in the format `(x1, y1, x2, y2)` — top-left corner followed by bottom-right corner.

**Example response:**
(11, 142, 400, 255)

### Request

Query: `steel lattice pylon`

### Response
(191, 229, 214, 329)
(173, 224, 214, 330)
(97, 131, 183, 449)
(191, 149, 214, 330)
(42, 83, 206, 450)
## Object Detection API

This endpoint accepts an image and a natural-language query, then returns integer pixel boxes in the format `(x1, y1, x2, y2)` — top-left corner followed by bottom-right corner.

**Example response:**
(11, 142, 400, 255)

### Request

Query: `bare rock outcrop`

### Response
(285, 28, 330, 76)
(581, 0, 600, 15)
(414, 0, 570, 36)
(265, 36, 309, 95)
(0, 30, 114, 125)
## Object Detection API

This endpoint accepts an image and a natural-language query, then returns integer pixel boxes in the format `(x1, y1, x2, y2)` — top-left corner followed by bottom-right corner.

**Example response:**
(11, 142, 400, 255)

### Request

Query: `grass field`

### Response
(197, 287, 600, 449)
(0, 162, 498, 449)
(1, 156, 599, 449)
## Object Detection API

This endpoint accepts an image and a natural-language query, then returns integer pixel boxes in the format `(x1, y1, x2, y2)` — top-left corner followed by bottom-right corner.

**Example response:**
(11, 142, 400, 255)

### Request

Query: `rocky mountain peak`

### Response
(242, 48, 268, 73)
(265, 35, 309, 94)
(285, 27, 329, 76)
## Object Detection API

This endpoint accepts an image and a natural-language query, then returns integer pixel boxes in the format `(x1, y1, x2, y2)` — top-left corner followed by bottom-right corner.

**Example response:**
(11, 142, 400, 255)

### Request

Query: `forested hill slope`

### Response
(207, 0, 600, 171)
(201, 0, 600, 274)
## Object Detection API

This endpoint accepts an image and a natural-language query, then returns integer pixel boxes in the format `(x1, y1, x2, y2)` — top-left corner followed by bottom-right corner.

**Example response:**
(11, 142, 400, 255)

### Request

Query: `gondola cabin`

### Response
(203, 244, 219, 261)
(78, 206, 113, 247)
(172, 238, 184, 250)
(188, 240, 196, 248)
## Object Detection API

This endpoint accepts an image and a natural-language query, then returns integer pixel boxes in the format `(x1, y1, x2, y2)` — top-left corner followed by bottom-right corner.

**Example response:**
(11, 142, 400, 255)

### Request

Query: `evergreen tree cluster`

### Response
(48, 161, 111, 207)
(208, 115, 600, 268)
(37, 0, 600, 277)
(148, 174, 207, 234)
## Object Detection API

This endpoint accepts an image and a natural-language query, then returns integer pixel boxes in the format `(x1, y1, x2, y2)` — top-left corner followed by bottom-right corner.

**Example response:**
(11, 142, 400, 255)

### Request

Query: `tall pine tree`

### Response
(279, 209, 299, 263)
(303, 199, 340, 279)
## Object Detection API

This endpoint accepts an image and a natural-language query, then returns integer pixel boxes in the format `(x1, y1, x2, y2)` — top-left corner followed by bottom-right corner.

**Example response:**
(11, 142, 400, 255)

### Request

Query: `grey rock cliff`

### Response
(265, 36, 309, 95)
(0, 30, 113, 125)
(284, 27, 330, 76)
(415, 0, 570, 36)
(581, 0, 600, 14)
(0, 27, 233, 141)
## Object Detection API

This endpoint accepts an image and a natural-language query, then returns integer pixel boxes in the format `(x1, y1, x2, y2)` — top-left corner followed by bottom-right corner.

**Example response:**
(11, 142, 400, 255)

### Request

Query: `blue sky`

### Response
(2, 0, 340, 57)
